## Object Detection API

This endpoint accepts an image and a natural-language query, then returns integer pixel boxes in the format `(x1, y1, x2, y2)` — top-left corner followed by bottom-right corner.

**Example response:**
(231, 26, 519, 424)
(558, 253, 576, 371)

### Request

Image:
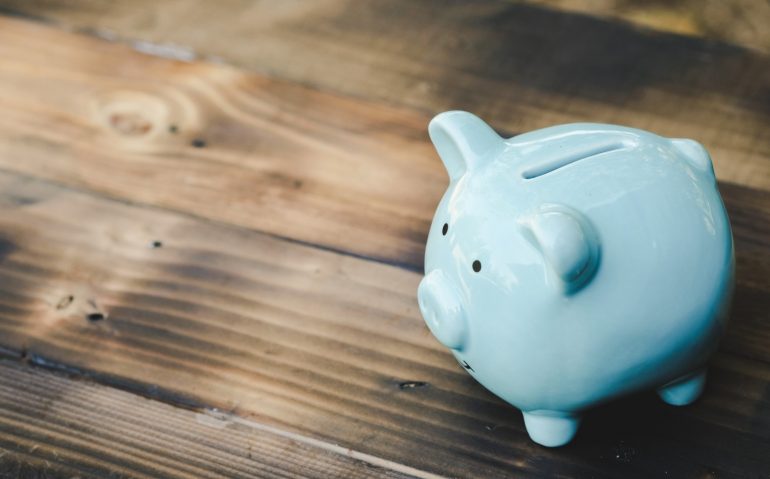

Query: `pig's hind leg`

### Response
(657, 368, 707, 406)
(522, 410, 581, 447)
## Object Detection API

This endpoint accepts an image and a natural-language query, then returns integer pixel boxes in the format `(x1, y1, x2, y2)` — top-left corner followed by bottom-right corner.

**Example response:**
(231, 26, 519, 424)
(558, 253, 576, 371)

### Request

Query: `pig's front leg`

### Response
(522, 410, 582, 447)
(657, 368, 707, 406)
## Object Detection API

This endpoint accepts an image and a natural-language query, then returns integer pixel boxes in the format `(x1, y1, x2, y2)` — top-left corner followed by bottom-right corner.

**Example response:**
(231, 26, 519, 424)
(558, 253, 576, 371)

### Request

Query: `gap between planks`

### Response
(202, 409, 447, 479)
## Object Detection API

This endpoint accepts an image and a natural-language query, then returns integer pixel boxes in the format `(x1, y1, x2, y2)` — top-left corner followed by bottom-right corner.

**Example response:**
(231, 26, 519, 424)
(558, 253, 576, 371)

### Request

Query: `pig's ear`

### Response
(521, 206, 600, 294)
(429, 111, 503, 181)
(671, 139, 715, 177)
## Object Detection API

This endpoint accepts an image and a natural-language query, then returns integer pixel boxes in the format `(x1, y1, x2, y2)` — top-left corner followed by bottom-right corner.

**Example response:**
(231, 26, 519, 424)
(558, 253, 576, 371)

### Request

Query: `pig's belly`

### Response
(471, 175, 733, 412)
(468, 266, 732, 413)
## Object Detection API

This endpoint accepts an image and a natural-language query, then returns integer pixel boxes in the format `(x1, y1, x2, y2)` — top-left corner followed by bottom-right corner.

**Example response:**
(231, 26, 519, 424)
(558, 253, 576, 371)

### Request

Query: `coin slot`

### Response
(522, 141, 627, 179)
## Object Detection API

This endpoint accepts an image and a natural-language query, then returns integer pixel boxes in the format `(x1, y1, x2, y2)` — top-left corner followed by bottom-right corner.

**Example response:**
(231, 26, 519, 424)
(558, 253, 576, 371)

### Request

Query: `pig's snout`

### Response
(418, 270, 467, 350)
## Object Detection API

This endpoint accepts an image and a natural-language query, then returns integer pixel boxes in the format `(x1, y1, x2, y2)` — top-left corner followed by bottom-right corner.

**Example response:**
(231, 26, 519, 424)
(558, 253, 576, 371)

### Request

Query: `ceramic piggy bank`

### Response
(417, 111, 734, 447)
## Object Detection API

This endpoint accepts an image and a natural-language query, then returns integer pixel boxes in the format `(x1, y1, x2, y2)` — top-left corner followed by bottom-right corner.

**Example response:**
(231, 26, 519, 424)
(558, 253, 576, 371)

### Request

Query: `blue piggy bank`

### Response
(417, 111, 734, 447)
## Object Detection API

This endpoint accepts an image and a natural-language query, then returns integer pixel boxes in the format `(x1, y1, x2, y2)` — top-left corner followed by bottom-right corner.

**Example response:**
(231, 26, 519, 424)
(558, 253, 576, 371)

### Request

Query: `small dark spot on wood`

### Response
(8, 193, 37, 206)
(55, 295, 74, 310)
(0, 237, 16, 262)
(150, 240, 163, 248)
(191, 138, 207, 148)
(86, 312, 106, 322)
(169, 125, 178, 134)
(293, 179, 303, 189)
(20, 347, 27, 361)
(398, 381, 428, 390)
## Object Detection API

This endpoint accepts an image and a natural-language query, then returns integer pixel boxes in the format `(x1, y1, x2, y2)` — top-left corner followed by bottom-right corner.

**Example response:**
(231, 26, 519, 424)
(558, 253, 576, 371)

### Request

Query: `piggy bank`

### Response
(417, 111, 734, 447)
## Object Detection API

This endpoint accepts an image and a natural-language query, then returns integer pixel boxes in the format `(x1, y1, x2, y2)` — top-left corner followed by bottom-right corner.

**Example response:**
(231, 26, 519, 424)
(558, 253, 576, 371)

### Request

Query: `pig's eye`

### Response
(442, 223, 448, 236)
(472, 260, 482, 273)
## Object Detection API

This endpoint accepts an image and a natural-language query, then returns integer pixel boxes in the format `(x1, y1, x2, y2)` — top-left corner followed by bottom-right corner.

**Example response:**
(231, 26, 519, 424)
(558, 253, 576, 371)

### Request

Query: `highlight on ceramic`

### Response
(417, 111, 734, 447)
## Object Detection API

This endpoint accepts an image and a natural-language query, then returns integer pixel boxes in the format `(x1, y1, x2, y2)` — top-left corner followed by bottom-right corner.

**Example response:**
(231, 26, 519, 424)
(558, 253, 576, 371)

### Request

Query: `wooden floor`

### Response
(0, 1, 768, 477)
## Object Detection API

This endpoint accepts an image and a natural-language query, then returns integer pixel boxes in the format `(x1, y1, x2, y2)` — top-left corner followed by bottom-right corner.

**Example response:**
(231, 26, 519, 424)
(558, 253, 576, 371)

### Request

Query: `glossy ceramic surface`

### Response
(417, 111, 734, 447)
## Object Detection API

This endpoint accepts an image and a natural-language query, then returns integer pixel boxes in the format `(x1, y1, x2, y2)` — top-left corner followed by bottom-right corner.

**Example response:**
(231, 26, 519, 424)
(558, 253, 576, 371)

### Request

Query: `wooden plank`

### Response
(0, 16, 441, 269)
(0, 15, 768, 272)
(0, 171, 768, 477)
(0, 2, 767, 190)
(0, 359, 426, 479)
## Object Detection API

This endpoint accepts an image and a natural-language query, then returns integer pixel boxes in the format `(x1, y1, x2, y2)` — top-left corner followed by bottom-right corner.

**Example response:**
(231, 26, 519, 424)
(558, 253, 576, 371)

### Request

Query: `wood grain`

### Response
(0, 169, 768, 477)
(0, 1, 767, 189)
(0, 359, 425, 479)
(0, 16, 441, 268)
